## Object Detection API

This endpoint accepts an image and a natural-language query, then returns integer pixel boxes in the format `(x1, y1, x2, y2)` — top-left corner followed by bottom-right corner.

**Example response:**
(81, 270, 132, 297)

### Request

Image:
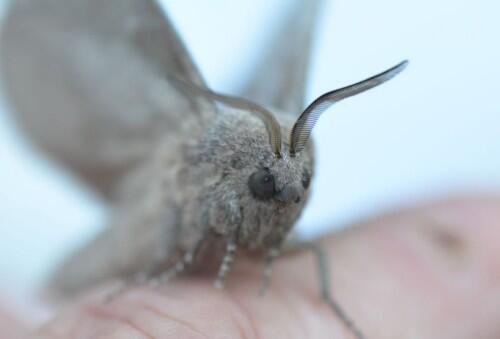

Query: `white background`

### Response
(0, 0, 499, 295)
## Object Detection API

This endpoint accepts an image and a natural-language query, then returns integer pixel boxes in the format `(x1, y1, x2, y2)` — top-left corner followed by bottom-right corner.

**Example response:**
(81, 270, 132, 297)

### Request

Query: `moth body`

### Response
(1, 1, 407, 337)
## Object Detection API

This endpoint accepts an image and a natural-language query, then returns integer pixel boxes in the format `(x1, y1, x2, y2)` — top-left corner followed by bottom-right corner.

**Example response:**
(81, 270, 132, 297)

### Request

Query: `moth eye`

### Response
(248, 169, 276, 200)
(302, 170, 311, 189)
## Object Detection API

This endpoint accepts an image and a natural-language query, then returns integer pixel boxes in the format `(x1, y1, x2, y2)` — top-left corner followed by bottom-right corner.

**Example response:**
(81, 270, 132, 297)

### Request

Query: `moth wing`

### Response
(0, 0, 214, 199)
(239, 0, 322, 114)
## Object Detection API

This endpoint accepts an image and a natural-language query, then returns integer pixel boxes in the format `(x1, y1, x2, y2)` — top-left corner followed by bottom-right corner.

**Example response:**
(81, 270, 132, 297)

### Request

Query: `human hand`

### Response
(2, 195, 499, 338)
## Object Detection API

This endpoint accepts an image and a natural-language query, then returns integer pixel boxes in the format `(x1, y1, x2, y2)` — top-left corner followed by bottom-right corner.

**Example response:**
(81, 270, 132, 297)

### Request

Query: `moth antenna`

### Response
(168, 75, 283, 156)
(290, 60, 409, 155)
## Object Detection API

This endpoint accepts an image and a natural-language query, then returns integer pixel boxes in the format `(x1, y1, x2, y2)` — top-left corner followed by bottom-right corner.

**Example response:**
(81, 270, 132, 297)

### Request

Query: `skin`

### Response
(2, 194, 500, 338)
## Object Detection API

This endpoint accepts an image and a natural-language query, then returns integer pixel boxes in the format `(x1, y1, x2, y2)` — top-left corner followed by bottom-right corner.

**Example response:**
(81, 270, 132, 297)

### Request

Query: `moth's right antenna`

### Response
(290, 60, 409, 156)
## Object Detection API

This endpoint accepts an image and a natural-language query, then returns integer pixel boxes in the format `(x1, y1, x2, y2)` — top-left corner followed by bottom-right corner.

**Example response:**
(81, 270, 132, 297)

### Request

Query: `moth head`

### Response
(204, 110, 314, 208)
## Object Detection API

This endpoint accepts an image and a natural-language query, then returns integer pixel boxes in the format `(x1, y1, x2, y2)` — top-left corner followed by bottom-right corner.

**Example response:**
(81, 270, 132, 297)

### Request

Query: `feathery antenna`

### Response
(290, 60, 409, 155)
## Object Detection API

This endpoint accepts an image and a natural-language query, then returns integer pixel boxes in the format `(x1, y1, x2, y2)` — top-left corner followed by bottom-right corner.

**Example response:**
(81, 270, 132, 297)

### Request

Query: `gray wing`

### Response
(239, 0, 322, 114)
(0, 0, 214, 199)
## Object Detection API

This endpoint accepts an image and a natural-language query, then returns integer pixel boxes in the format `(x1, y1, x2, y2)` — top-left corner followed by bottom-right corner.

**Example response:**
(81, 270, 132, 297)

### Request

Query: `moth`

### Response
(0, 0, 407, 338)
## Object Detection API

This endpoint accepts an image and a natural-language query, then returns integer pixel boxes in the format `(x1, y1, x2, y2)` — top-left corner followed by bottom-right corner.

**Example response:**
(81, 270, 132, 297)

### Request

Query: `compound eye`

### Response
(302, 169, 311, 189)
(248, 169, 276, 200)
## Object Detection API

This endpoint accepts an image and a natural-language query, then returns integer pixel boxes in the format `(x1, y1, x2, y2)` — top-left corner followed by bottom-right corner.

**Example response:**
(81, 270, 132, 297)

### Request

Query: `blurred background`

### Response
(0, 0, 498, 297)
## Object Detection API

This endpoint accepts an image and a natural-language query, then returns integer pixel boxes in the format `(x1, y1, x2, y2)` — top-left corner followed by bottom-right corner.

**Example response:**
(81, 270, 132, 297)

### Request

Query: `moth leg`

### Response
(304, 241, 366, 339)
(259, 246, 281, 296)
(105, 238, 205, 301)
(105, 271, 151, 302)
(157, 235, 207, 284)
(214, 235, 238, 289)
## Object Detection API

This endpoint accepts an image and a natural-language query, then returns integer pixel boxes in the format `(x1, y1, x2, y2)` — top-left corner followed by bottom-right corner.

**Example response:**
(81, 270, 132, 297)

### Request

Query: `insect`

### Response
(0, 0, 407, 338)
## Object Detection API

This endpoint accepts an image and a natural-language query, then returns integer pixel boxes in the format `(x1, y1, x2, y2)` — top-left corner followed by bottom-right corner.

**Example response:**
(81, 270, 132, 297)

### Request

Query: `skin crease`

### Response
(2, 194, 500, 339)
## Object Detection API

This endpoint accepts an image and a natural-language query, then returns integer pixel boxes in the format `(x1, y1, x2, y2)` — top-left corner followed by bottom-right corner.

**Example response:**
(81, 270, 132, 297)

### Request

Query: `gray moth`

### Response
(0, 0, 407, 338)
